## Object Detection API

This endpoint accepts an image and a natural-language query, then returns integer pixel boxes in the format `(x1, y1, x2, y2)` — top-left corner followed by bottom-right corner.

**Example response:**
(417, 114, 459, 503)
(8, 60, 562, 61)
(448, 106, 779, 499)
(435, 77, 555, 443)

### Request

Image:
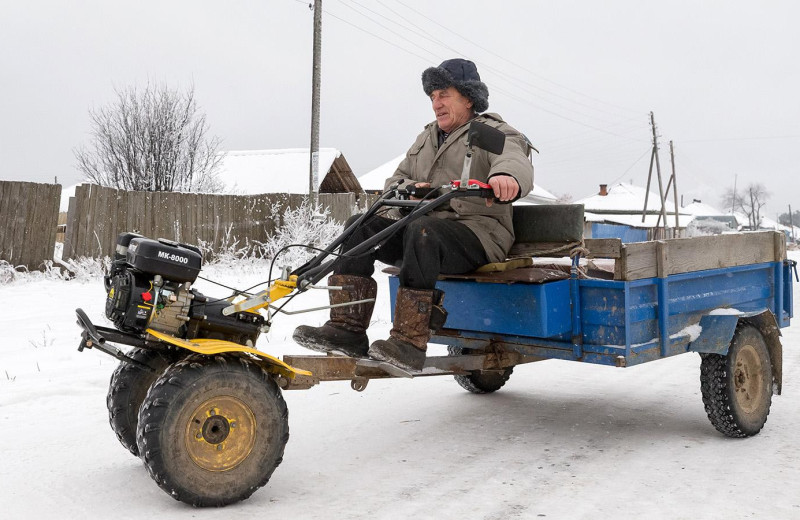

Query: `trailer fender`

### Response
(689, 310, 782, 395)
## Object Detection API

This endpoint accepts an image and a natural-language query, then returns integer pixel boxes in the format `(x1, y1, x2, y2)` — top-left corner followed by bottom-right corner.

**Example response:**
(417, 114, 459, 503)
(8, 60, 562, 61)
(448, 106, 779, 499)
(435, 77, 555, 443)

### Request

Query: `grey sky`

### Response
(2, 1, 798, 218)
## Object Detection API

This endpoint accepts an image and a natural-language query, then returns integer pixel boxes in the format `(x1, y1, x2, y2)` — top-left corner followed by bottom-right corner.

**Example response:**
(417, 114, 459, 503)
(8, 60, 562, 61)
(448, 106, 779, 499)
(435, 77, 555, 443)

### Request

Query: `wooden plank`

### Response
(104, 187, 119, 256)
(584, 238, 622, 259)
(212, 193, 221, 250)
(665, 232, 776, 276)
(77, 184, 94, 257)
(618, 231, 780, 281)
(618, 241, 655, 280)
(9, 182, 29, 265)
(93, 186, 109, 257)
(46, 185, 62, 258)
(64, 195, 77, 260)
(18, 183, 40, 268)
(773, 231, 786, 262)
(0, 182, 8, 258)
(656, 240, 667, 278)
(117, 189, 129, 239)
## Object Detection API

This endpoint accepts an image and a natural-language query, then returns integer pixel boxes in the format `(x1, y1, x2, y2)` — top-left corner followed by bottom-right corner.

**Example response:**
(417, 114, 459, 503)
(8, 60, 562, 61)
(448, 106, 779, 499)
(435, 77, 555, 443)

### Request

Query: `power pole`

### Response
(309, 0, 322, 207)
(641, 112, 669, 237)
(656, 140, 681, 235)
(790, 204, 795, 243)
(669, 141, 679, 235)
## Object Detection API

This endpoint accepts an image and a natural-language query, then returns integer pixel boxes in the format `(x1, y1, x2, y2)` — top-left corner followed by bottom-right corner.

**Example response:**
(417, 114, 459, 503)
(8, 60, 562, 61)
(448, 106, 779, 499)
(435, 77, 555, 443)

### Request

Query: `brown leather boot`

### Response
(368, 286, 438, 371)
(293, 274, 377, 357)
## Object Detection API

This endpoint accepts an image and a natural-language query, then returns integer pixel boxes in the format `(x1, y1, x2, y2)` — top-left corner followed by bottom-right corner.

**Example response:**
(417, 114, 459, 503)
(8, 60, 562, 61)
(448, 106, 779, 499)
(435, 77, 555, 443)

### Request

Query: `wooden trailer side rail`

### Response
(581, 231, 785, 281)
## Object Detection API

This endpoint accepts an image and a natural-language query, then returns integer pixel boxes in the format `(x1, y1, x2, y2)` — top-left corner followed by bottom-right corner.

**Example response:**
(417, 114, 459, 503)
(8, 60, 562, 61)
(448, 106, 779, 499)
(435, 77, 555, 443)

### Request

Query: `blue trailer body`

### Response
(388, 259, 794, 368)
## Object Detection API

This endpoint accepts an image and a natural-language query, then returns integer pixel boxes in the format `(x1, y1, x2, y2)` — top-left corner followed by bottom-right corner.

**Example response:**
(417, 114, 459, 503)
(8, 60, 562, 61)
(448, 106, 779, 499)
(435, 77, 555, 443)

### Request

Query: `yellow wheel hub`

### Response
(184, 395, 257, 472)
(733, 344, 764, 414)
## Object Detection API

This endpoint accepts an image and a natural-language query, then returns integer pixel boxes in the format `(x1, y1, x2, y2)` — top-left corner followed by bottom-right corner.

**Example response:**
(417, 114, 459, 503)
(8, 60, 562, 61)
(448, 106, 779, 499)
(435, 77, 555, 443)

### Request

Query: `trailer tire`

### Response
(136, 354, 289, 507)
(700, 324, 773, 438)
(447, 346, 514, 394)
(107, 347, 182, 456)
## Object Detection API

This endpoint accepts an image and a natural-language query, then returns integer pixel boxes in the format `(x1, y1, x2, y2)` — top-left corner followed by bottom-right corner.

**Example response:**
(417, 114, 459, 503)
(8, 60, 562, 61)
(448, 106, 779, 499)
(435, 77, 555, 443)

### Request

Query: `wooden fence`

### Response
(63, 185, 380, 260)
(0, 181, 61, 269)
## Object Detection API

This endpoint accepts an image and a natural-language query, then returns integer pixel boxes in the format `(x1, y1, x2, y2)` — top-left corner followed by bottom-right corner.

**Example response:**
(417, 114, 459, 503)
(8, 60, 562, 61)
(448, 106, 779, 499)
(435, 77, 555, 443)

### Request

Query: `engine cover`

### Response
(105, 270, 154, 333)
(127, 238, 202, 283)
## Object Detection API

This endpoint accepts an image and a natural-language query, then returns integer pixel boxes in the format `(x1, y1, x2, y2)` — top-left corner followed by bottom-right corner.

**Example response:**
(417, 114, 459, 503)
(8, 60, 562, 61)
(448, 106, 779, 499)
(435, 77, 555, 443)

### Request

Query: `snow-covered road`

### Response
(2, 259, 799, 519)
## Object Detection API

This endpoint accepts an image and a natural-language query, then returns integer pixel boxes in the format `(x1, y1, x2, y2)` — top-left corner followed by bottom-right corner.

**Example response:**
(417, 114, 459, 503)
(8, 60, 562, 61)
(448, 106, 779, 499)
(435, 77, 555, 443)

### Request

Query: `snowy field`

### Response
(2, 255, 800, 520)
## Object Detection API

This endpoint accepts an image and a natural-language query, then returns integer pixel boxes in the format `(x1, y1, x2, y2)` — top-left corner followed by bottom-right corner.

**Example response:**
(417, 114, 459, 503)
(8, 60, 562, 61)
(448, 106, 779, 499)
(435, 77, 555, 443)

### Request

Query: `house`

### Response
(576, 182, 690, 242)
(218, 148, 362, 195)
(681, 200, 740, 236)
(358, 154, 559, 204)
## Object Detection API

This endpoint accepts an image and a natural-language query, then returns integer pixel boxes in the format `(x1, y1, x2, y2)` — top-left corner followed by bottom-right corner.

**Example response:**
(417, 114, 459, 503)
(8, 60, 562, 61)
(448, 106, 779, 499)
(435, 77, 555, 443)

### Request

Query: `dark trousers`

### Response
(333, 214, 489, 289)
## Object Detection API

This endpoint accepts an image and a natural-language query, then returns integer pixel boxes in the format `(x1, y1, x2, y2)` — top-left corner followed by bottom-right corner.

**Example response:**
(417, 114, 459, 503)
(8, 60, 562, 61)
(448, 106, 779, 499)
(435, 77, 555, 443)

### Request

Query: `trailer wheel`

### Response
(107, 347, 182, 456)
(136, 354, 289, 507)
(700, 325, 773, 438)
(447, 346, 514, 394)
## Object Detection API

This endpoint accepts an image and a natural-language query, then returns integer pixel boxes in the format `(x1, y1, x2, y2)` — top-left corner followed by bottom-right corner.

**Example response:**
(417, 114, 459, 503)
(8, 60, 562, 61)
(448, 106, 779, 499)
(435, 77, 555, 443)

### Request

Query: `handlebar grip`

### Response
(405, 186, 438, 198)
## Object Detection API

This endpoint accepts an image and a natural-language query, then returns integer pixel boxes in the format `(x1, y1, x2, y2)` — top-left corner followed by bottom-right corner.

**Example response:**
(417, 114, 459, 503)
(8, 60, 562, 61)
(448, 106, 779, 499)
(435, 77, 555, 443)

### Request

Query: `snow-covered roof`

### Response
(359, 154, 558, 204)
(576, 182, 678, 214)
(218, 148, 359, 195)
(681, 201, 725, 217)
(358, 154, 405, 191)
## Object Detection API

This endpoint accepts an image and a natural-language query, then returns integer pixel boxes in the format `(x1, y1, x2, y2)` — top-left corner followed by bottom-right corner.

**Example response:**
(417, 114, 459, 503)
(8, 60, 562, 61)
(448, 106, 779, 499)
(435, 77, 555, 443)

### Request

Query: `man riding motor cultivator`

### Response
(74, 57, 793, 506)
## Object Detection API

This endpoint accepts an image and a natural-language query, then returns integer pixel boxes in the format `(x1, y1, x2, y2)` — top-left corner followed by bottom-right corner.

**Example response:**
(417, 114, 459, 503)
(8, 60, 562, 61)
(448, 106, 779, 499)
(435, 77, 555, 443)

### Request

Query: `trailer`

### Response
(283, 205, 792, 445)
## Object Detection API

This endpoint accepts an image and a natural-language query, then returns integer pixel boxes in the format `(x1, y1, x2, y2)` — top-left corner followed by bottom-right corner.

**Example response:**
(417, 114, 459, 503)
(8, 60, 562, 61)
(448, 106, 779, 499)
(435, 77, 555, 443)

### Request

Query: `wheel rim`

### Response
(733, 344, 765, 414)
(184, 395, 257, 472)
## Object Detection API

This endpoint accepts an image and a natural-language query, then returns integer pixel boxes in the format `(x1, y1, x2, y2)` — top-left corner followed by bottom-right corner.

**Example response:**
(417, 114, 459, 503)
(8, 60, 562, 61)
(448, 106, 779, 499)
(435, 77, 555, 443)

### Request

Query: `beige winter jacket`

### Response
(384, 113, 534, 263)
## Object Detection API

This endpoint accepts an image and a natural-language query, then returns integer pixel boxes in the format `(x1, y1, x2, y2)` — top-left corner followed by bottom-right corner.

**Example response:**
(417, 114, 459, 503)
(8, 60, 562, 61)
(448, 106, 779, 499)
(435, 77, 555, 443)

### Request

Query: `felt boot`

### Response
(368, 286, 439, 371)
(293, 274, 376, 357)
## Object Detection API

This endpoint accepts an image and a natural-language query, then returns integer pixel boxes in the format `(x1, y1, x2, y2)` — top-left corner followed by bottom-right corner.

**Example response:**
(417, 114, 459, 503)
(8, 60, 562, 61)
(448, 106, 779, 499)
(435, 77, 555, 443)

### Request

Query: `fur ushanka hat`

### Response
(422, 58, 489, 113)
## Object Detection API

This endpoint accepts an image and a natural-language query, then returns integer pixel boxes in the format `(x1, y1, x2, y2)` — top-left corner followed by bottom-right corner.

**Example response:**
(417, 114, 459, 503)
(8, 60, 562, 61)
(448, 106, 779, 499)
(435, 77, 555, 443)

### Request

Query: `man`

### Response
(294, 58, 534, 370)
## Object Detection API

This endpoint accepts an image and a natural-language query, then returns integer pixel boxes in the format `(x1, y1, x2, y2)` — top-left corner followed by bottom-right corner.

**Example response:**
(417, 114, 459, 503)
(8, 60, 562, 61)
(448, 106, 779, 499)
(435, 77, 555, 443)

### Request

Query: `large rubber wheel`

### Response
(447, 346, 514, 394)
(700, 325, 773, 438)
(107, 347, 182, 456)
(136, 354, 289, 507)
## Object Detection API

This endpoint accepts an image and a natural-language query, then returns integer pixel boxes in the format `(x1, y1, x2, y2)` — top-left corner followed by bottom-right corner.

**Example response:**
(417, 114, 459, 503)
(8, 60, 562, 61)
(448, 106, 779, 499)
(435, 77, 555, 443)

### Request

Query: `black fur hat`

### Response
(422, 58, 489, 113)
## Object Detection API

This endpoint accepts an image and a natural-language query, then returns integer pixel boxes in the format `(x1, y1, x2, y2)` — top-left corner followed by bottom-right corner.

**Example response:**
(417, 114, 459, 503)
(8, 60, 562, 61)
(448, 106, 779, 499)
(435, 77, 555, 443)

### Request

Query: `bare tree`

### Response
(75, 83, 224, 192)
(721, 183, 769, 229)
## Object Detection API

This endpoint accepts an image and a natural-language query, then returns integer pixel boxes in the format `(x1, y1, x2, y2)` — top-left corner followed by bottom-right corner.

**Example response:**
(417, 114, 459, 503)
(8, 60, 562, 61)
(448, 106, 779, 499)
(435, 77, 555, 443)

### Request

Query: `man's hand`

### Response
(486, 175, 519, 207)
(410, 182, 430, 200)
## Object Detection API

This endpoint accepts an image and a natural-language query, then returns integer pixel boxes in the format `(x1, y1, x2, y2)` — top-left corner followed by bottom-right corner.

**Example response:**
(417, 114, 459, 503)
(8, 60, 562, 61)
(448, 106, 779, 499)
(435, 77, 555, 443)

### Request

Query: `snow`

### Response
(218, 148, 343, 195)
(681, 201, 725, 217)
(358, 153, 406, 191)
(709, 308, 743, 316)
(3, 254, 800, 518)
(59, 183, 82, 212)
(671, 323, 703, 342)
(576, 182, 680, 214)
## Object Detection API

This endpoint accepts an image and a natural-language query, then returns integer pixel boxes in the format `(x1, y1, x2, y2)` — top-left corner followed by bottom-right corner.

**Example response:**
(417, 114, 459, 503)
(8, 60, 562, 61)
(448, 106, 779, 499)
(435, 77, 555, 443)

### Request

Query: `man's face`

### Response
(430, 86, 473, 134)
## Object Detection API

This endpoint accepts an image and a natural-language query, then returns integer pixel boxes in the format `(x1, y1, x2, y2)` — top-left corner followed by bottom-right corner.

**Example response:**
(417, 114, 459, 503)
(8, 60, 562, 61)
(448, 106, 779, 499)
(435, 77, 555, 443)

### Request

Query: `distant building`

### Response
(576, 182, 689, 242)
(218, 148, 362, 195)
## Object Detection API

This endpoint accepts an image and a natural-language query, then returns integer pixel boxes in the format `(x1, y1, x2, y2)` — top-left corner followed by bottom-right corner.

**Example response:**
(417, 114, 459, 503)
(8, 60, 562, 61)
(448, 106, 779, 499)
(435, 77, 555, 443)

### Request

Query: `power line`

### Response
(392, 0, 644, 116)
(334, 0, 645, 129)
(322, 9, 436, 63)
